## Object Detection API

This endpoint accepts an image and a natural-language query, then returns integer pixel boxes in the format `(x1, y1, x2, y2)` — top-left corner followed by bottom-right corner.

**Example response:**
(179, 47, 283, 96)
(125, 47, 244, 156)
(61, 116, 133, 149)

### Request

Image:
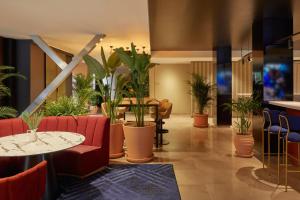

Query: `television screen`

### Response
(263, 63, 291, 100)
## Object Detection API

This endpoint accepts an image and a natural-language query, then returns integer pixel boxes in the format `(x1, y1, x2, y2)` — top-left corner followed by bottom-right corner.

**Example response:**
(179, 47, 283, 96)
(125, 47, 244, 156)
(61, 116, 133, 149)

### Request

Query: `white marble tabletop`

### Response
(0, 131, 85, 157)
(268, 101, 300, 111)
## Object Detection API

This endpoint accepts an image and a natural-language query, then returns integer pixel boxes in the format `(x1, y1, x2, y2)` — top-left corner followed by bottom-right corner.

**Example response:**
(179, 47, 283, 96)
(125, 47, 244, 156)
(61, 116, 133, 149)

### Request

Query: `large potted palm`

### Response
(187, 74, 214, 128)
(0, 66, 25, 119)
(83, 47, 128, 159)
(116, 43, 155, 163)
(223, 97, 260, 157)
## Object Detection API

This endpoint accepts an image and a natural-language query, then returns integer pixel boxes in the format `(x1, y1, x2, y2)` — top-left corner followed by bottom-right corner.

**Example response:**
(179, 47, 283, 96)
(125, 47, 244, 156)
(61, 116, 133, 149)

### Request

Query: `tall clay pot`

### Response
(193, 113, 208, 128)
(234, 133, 254, 158)
(123, 122, 155, 163)
(109, 122, 125, 159)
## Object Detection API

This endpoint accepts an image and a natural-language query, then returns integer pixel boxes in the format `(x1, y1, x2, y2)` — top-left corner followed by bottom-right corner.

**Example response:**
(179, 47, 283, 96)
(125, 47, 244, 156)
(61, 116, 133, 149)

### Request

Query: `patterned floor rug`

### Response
(58, 164, 181, 200)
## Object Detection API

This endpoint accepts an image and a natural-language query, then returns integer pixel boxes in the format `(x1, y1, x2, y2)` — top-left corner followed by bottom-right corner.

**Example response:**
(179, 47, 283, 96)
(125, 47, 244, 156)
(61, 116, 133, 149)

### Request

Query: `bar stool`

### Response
(262, 108, 287, 169)
(279, 115, 300, 191)
(277, 113, 288, 184)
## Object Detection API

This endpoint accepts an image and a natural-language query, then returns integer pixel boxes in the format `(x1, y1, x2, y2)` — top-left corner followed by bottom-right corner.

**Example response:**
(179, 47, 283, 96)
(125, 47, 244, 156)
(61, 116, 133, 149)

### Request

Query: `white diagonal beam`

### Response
(31, 35, 67, 69)
(23, 34, 104, 114)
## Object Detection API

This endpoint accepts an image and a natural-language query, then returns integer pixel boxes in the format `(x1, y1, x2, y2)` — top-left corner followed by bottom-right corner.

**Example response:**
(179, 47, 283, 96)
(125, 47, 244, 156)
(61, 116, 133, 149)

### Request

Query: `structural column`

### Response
(252, 0, 293, 101)
(215, 46, 232, 125)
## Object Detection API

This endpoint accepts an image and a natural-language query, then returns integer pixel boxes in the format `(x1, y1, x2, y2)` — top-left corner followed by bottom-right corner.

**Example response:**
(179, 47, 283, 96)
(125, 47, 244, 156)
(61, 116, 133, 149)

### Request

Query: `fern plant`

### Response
(44, 96, 88, 116)
(0, 106, 18, 119)
(187, 74, 215, 114)
(0, 66, 25, 119)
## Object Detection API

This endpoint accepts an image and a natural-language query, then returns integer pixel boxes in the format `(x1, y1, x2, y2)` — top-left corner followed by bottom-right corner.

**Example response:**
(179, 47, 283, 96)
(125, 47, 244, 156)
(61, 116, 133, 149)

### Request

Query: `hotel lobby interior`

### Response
(2, 0, 300, 199)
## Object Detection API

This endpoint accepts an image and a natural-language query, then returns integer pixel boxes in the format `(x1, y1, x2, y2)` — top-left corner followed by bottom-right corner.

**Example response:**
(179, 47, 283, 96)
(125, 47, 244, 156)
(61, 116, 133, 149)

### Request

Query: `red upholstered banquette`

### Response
(0, 115, 110, 178)
(0, 160, 47, 200)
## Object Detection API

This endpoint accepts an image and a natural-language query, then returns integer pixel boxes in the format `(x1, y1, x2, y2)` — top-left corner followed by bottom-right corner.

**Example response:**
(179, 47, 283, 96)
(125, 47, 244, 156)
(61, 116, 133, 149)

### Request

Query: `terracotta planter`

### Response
(193, 113, 208, 128)
(89, 106, 98, 114)
(234, 133, 254, 158)
(123, 122, 155, 163)
(109, 122, 125, 159)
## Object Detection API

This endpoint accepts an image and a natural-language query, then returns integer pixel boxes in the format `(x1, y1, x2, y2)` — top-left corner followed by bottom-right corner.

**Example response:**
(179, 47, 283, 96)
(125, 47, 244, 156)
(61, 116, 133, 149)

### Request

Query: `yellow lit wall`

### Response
(150, 64, 192, 114)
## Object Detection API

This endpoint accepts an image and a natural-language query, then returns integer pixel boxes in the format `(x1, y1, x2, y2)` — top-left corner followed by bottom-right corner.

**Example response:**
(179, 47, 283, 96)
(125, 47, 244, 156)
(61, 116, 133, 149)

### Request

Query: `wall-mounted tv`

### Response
(263, 63, 292, 101)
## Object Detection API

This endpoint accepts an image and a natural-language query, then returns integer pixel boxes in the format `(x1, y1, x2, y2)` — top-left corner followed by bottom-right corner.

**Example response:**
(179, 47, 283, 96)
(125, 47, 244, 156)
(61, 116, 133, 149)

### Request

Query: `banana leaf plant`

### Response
(83, 47, 129, 124)
(115, 43, 155, 127)
(0, 66, 25, 119)
(223, 97, 261, 135)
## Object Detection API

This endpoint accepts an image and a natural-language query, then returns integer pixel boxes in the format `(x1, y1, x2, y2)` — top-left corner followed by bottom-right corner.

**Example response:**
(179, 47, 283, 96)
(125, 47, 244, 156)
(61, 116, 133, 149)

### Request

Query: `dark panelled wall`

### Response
(1, 38, 31, 112)
(0, 36, 73, 114)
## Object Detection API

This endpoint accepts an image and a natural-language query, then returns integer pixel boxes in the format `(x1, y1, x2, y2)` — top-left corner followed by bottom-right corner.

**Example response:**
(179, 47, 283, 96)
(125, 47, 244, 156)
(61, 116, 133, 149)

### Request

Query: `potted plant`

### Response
(187, 74, 215, 128)
(83, 47, 128, 159)
(73, 73, 99, 114)
(115, 43, 155, 163)
(0, 66, 25, 119)
(223, 97, 260, 157)
(21, 111, 44, 142)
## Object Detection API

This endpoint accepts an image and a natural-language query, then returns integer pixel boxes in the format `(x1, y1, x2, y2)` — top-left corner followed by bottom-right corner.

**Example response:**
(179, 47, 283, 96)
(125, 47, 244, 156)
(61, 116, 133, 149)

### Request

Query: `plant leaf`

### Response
(83, 55, 106, 80)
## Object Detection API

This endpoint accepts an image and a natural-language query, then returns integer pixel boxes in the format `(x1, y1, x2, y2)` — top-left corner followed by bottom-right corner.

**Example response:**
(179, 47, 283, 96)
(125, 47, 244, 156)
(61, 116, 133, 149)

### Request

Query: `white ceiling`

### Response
(0, 0, 150, 57)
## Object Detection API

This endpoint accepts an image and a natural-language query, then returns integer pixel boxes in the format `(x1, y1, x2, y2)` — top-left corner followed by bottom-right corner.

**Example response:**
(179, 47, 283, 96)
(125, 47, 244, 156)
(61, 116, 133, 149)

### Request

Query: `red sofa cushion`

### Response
(0, 118, 28, 137)
(0, 118, 27, 178)
(54, 145, 107, 176)
(38, 115, 110, 176)
(0, 160, 47, 200)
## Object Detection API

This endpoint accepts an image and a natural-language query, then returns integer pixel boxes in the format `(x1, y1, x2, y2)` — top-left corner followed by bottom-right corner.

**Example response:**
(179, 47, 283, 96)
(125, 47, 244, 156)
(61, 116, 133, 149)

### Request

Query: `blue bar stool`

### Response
(262, 108, 287, 169)
(279, 115, 300, 191)
(277, 113, 288, 184)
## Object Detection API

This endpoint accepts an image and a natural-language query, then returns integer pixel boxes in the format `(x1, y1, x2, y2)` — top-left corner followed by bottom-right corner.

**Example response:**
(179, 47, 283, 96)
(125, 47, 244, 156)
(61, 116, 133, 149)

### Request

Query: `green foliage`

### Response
(0, 106, 18, 119)
(73, 73, 99, 106)
(115, 43, 155, 127)
(83, 47, 129, 124)
(223, 97, 261, 135)
(44, 96, 88, 116)
(21, 111, 44, 130)
(0, 66, 25, 119)
(187, 74, 215, 114)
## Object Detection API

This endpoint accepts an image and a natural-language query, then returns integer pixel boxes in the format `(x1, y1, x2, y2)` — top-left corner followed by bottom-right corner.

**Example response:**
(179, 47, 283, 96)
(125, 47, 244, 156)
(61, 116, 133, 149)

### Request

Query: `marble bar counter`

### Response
(268, 101, 300, 111)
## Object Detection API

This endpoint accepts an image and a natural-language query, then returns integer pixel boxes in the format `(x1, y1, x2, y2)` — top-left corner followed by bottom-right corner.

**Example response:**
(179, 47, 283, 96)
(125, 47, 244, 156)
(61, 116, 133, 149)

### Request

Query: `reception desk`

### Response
(268, 101, 300, 164)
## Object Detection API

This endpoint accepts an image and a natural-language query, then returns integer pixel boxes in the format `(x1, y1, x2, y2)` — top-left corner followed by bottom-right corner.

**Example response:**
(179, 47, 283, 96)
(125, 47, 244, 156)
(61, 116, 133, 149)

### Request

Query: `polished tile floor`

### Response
(111, 114, 300, 200)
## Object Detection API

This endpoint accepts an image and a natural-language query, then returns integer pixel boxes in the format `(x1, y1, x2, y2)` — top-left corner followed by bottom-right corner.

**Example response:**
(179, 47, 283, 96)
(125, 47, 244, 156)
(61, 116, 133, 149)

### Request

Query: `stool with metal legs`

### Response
(262, 109, 287, 169)
(277, 114, 288, 185)
(279, 115, 300, 191)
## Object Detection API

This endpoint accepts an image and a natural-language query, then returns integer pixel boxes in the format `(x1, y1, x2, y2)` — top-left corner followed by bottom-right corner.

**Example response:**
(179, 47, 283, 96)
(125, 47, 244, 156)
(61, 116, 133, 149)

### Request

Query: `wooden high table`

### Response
(118, 99, 162, 148)
(0, 131, 85, 200)
(268, 101, 300, 163)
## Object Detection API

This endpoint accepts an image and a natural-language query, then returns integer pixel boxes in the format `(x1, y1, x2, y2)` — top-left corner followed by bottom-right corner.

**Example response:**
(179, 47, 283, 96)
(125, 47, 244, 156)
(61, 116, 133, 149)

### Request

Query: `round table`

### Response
(0, 131, 85, 200)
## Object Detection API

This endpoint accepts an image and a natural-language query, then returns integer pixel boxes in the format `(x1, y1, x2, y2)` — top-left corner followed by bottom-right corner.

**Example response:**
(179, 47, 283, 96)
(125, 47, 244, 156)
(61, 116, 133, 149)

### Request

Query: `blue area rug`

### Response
(58, 164, 181, 200)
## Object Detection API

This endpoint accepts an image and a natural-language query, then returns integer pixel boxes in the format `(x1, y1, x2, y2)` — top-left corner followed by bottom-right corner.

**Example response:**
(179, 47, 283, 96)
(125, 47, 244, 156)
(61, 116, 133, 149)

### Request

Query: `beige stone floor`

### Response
(110, 114, 300, 200)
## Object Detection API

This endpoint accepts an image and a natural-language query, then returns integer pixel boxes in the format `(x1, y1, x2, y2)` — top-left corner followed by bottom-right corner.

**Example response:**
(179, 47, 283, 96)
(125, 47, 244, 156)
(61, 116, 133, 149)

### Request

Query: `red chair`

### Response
(38, 115, 110, 177)
(0, 160, 47, 200)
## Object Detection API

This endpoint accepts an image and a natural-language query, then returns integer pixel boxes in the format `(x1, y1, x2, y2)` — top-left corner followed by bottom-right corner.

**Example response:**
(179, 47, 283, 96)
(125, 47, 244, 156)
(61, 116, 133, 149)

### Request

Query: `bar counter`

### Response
(268, 101, 300, 113)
